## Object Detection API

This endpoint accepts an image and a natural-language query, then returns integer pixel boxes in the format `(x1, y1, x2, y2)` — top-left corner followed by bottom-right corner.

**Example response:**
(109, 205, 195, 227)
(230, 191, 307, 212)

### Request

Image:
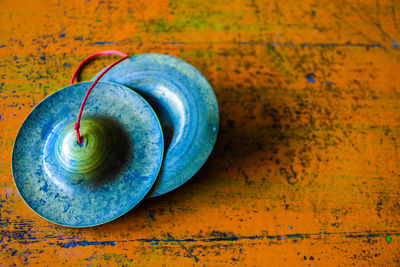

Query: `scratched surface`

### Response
(0, 0, 400, 265)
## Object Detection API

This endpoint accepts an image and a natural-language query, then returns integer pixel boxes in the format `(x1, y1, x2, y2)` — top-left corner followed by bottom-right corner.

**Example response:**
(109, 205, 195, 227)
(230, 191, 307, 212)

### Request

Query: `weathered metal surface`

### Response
(94, 54, 219, 197)
(12, 82, 164, 227)
(0, 0, 399, 265)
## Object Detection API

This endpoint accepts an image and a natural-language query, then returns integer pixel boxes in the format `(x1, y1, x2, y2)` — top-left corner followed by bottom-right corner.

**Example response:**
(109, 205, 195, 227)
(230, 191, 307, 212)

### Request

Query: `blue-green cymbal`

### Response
(12, 82, 164, 227)
(95, 54, 219, 197)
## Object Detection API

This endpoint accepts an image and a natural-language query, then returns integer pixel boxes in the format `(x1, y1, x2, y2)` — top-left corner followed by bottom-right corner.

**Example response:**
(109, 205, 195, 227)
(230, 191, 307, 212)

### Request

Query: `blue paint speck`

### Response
(306, 73, 315, 83)
(59, 33, 65, 38)
(207, 236, 239, 242)
(94, 41, 115, 45)
(60, 240, 116, 248)
(375, 23, 399, 49)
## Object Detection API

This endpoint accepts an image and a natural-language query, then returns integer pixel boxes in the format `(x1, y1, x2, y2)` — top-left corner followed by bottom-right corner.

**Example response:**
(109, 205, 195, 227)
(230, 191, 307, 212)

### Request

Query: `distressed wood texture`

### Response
(1, 0, 400, 265)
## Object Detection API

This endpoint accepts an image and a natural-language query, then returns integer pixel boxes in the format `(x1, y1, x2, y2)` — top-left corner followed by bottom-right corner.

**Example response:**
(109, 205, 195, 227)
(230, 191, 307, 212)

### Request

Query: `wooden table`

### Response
(1, 0, 399, 265)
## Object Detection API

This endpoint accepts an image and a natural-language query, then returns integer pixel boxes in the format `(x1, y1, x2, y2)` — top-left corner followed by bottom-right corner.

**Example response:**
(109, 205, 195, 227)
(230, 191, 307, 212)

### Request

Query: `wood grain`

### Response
(0, 0, 399, 265)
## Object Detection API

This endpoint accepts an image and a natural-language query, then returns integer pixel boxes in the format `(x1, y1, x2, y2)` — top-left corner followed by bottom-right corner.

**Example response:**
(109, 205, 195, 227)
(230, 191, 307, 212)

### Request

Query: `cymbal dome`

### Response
(54, 119, 111, 174)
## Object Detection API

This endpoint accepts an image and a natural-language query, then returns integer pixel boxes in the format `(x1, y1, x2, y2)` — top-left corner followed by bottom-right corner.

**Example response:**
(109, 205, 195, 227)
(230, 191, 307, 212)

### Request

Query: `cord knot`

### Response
(74, 122, 82, 144)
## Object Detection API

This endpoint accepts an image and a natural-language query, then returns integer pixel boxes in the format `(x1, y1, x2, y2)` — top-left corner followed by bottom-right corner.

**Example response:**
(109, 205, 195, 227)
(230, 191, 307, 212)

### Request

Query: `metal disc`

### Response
(95, 54, 219, 197)
(12, 82, 164, 227)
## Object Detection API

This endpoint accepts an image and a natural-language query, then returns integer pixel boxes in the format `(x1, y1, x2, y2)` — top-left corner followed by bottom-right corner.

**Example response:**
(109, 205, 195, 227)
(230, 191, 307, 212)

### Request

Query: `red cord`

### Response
(70, 50, 129, 144)
(70, 50, 128, 85)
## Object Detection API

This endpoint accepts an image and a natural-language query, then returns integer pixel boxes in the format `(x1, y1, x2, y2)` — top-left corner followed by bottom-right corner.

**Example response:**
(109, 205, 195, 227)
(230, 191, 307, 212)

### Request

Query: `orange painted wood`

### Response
(0, 0, 399, 265)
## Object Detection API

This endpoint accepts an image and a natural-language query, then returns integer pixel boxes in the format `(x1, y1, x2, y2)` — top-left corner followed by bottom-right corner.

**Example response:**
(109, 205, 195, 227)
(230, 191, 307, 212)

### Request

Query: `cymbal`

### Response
(12, 82, 164, 227)
(95, 54, 219, 197)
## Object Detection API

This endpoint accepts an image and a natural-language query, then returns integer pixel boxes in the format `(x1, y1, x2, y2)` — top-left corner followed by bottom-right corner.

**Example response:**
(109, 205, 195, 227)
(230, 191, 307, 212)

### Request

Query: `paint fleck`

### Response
(207, 236, 239, 242)
(5, 188, 12, 198)
(280, 166, 297, 185)
(167, 233, 199, 262)
(306, 73, 315, 83)
(375, 23, 399, 49)
(386, 236, 391, 243)
(94, 41, 115, 45)
(59, 240, 116, 248)
(168, 42, 184, 45)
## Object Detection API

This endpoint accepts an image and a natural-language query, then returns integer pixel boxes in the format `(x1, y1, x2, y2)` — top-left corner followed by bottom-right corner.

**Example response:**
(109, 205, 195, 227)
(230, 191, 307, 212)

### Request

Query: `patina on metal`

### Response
(95, 54, 219, 197)
(12, 82, 164, 227)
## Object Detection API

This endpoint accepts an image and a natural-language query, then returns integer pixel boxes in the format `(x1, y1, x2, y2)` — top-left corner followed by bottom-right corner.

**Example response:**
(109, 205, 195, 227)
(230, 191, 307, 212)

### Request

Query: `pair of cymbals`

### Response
(12, 54, 219, 227)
